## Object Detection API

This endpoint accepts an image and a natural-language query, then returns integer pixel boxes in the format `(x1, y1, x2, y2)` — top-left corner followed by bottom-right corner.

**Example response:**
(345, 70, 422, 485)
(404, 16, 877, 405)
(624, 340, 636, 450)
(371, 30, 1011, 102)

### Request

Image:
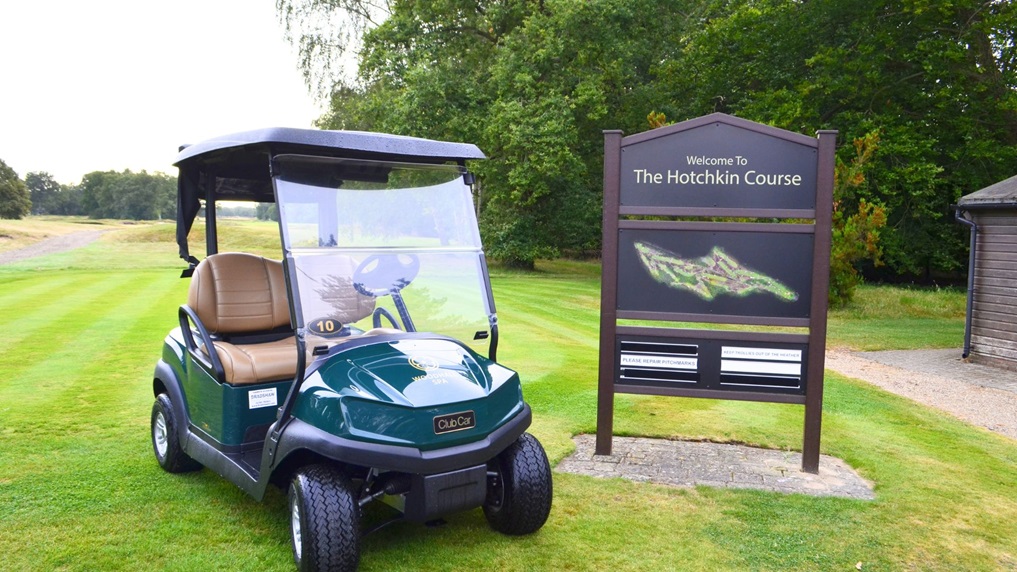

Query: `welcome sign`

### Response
(620, 120, 818, 211)
(597, 113, 836, 473)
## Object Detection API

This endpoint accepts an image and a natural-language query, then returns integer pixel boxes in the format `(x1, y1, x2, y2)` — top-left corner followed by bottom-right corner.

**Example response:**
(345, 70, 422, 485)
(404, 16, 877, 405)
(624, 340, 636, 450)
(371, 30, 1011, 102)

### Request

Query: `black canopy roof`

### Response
(175, 128, 485, 261)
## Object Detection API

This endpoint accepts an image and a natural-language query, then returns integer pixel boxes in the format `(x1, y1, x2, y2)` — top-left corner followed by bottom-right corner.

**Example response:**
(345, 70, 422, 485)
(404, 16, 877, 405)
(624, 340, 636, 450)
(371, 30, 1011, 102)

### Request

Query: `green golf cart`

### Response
(150, 128, 552, 572)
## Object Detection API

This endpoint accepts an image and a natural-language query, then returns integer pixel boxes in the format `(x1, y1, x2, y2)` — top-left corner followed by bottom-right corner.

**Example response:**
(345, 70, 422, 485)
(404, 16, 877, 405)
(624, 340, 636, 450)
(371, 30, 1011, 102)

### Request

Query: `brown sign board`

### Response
(597, 113, 836, 473)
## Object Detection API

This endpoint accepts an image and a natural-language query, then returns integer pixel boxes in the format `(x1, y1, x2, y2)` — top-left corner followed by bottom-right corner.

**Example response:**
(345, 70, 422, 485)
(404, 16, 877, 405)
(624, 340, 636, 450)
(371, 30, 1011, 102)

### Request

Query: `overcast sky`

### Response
(1, 1, 327, 184)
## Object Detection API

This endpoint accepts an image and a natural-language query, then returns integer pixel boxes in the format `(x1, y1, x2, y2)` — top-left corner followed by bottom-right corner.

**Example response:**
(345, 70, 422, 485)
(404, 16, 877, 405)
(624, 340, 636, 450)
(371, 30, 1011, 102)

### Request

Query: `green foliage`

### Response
(25, 171, 82, 216)
(78, 170, 176, 220)
(0, 159, 31, 219)
(255, 202, 279, 221)
(662, 0, 1017, 278)
(288, 0, 1017, 278)
(829, 131, 887, 306)
(309, 0, 696, 267)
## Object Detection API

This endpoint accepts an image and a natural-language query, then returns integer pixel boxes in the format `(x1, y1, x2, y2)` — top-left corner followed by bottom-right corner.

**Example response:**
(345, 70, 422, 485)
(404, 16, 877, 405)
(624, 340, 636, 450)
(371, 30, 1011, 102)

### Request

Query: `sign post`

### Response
(596, 113, 835, 473)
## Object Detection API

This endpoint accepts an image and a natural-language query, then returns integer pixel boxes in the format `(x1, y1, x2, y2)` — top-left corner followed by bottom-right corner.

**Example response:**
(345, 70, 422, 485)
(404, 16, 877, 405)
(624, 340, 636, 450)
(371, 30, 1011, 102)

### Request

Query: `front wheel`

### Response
(151, 393, 201, 473)
(289, 464, 360, 572)
(483, 433, 553, 535)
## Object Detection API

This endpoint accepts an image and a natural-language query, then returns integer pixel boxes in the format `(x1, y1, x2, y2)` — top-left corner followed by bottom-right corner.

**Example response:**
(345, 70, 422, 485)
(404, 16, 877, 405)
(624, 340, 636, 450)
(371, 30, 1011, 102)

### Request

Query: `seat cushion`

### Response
(211, 337, 297, 385)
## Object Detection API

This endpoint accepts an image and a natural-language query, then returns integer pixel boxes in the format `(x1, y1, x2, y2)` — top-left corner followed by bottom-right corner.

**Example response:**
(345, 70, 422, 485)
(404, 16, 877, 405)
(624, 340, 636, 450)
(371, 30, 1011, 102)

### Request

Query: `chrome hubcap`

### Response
(290, 492, 303, 562)
(154, 412, 168, 458)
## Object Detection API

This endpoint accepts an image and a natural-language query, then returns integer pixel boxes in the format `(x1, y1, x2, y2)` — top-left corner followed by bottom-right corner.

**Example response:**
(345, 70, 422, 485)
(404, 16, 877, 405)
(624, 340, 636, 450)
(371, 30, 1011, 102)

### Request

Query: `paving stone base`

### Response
(557, 435, 875, 500)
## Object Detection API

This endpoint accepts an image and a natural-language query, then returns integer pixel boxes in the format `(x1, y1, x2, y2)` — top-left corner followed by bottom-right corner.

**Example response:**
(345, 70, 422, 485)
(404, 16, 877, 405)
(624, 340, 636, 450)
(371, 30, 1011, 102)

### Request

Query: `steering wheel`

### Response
(353, 254, 420, 297)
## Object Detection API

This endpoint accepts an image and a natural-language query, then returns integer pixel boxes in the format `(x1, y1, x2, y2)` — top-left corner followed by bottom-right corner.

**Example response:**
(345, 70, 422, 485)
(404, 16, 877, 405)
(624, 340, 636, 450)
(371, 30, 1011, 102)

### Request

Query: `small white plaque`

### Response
(721, 346, 802, 362)
(620, 354, 698, 371)
(248, 387, 278, 409)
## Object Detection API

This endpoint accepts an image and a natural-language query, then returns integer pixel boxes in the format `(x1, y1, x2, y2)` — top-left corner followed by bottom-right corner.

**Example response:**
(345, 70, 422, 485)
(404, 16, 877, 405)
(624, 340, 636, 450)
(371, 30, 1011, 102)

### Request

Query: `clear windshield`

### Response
(273, 155, 494, 355)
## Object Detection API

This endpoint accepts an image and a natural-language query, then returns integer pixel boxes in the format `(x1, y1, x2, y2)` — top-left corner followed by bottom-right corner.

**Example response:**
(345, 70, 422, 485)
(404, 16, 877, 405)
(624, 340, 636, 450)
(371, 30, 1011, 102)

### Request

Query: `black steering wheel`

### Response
(353, 254, 420, 297)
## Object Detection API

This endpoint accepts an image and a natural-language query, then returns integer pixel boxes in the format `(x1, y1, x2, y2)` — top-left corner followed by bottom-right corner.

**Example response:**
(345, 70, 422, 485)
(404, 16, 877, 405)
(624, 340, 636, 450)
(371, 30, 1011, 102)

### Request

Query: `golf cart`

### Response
(150, 128, 552, 572)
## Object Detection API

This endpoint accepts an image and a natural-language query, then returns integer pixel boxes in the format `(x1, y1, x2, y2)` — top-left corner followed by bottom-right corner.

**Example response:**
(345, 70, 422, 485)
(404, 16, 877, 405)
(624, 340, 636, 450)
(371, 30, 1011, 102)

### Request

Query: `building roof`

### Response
(958, 173, 1017, 208)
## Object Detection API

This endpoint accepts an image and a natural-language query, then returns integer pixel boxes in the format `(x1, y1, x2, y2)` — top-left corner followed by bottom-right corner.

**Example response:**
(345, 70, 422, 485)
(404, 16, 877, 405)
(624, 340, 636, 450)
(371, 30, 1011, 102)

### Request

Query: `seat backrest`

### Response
(188, 253, 291, 334)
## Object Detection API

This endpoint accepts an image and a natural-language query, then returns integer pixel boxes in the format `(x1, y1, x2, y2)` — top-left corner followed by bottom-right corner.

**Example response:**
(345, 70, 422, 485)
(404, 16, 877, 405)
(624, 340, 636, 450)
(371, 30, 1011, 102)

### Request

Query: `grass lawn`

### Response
(0, 220, 1013, 571)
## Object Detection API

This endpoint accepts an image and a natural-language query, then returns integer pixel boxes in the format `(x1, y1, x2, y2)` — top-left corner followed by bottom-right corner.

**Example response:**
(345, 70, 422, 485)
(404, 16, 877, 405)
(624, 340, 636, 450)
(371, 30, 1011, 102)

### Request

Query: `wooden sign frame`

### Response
(596, 113, 836, 473)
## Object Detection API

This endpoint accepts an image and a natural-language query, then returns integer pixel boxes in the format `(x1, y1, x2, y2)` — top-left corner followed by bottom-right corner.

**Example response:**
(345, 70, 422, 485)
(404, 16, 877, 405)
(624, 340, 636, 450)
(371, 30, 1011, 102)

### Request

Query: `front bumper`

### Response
(272, 403, 531, 475)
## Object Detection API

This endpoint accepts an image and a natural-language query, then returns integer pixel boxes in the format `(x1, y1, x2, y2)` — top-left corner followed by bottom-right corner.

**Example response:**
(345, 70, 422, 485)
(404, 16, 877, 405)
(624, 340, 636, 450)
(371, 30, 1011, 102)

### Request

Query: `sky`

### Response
(1, 1, 328, 185)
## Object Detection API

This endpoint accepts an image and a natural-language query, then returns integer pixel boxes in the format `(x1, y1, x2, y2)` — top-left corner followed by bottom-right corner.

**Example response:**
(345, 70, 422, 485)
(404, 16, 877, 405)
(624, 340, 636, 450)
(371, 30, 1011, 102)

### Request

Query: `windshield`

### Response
(273, 155, 495, 355)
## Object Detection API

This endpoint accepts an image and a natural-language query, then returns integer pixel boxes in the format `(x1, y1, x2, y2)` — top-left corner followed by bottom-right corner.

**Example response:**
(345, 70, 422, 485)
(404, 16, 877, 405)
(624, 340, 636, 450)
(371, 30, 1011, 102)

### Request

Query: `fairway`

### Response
(1, 223, 1014, 571)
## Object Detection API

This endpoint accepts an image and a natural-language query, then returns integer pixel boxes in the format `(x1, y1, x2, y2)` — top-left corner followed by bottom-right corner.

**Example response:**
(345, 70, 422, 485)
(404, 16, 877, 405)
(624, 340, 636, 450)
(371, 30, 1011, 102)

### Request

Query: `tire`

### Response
(151, 393, 202, 473)
(483, 432, 553, 535)
(289, 464, 361, 572)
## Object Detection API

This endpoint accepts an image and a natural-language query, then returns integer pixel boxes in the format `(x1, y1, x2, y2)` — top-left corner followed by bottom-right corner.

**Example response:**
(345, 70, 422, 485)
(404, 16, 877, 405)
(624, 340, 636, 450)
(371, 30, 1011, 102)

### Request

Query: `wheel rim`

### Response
(153, 411, 169, 459)
(290, 491, 303, 562)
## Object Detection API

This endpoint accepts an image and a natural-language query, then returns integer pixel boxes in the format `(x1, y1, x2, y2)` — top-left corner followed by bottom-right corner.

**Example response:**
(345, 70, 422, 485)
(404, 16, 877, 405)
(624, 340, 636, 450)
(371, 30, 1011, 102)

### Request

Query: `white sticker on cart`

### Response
(248, 387, 278, 409)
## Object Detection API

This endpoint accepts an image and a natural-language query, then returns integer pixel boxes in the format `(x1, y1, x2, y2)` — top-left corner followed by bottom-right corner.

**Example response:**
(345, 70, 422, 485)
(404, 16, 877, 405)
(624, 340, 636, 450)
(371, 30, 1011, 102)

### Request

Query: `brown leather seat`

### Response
(188, 253, 295, 385)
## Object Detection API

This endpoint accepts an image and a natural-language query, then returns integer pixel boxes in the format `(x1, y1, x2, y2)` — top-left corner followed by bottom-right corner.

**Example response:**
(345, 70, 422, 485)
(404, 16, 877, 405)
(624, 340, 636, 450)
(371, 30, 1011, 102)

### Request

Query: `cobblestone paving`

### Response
(557, 434, 876, 500)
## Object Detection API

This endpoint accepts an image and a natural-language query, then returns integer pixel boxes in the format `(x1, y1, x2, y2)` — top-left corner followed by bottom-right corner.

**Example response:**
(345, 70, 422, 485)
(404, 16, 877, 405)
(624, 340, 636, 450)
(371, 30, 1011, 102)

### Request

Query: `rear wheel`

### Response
(289, 464, 360, 572)
(151, 393, 201, 473)
(484, 432, 553, 535)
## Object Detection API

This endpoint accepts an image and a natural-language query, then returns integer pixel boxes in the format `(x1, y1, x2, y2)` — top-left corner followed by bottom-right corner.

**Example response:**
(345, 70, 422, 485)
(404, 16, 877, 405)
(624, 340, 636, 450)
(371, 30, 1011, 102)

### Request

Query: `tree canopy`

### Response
(78, 170, 176, 221)
(25, 171, 82, 216)
(281, 0, 1017, 276)
(0, 159, 31, 219)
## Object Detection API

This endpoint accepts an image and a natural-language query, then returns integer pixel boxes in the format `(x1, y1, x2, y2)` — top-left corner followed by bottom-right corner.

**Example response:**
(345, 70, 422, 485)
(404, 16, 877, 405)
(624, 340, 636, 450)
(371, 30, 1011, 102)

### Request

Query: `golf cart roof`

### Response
(175, 127, 485, 172)
(175, 128, 485, 262)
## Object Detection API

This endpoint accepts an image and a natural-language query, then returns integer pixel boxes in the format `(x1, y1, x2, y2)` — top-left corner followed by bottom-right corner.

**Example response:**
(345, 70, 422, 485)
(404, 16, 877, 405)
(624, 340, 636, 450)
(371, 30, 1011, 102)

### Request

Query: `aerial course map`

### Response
(634, 241, 799, 303)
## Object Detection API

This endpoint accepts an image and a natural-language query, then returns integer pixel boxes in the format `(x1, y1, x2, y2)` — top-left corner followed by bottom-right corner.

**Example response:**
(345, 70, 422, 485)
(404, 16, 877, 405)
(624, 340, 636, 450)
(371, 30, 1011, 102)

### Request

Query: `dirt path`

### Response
(0, 230, 107, 265)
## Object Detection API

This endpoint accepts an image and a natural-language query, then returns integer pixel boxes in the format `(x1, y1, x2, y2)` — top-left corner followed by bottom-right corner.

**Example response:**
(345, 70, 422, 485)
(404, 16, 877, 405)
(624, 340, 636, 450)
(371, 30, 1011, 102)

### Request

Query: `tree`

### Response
(25, 172, 64, 215)
(277, 0, 394, 95)
(79, 170, 176, 220)
(256, 203, 279, 221)
(829, 131, 887, 305)
(304, 0, 705, 267)
(659, 0, 1017, 278)
(0, 159, 31, 219)
(282, 0, 1017, 277)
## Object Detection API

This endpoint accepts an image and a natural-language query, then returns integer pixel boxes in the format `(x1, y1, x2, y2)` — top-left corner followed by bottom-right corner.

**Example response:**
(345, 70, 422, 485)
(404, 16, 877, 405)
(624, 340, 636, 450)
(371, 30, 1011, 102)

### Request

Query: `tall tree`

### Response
(282, 0, 1017, 277)
(0, 159, 31, 219)
(25, 172, 63, 215)
(661, 0, 1017, 278)
(306, 0, 707, 266)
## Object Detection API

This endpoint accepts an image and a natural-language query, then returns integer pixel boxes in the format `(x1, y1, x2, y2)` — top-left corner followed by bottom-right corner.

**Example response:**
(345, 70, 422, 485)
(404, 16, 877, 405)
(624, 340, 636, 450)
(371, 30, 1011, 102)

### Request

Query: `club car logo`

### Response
(408, 356, 440, 372)
(433, 410, 476, 434)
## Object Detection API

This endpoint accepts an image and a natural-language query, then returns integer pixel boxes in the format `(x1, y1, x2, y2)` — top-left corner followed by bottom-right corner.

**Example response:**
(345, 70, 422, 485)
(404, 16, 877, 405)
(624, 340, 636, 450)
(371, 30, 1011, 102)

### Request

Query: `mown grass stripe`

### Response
(0, 273, 82, 312)
(0, 271, 182, 411)
(0, 272, 141, 359)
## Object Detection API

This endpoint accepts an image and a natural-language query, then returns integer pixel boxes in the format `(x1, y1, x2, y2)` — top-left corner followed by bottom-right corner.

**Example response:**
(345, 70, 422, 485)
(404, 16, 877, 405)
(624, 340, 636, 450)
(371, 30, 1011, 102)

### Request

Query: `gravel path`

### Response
(0, 230, 107, 265)
(825, 348, 1017, 441)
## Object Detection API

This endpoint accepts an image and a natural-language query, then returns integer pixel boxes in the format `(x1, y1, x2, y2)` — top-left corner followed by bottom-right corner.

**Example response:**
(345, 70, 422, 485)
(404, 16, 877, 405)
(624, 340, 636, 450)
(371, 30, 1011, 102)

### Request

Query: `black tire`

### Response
(151, 393, 202, 473)
(289, 464, 361, 572)
(483, 432, 553, 535)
